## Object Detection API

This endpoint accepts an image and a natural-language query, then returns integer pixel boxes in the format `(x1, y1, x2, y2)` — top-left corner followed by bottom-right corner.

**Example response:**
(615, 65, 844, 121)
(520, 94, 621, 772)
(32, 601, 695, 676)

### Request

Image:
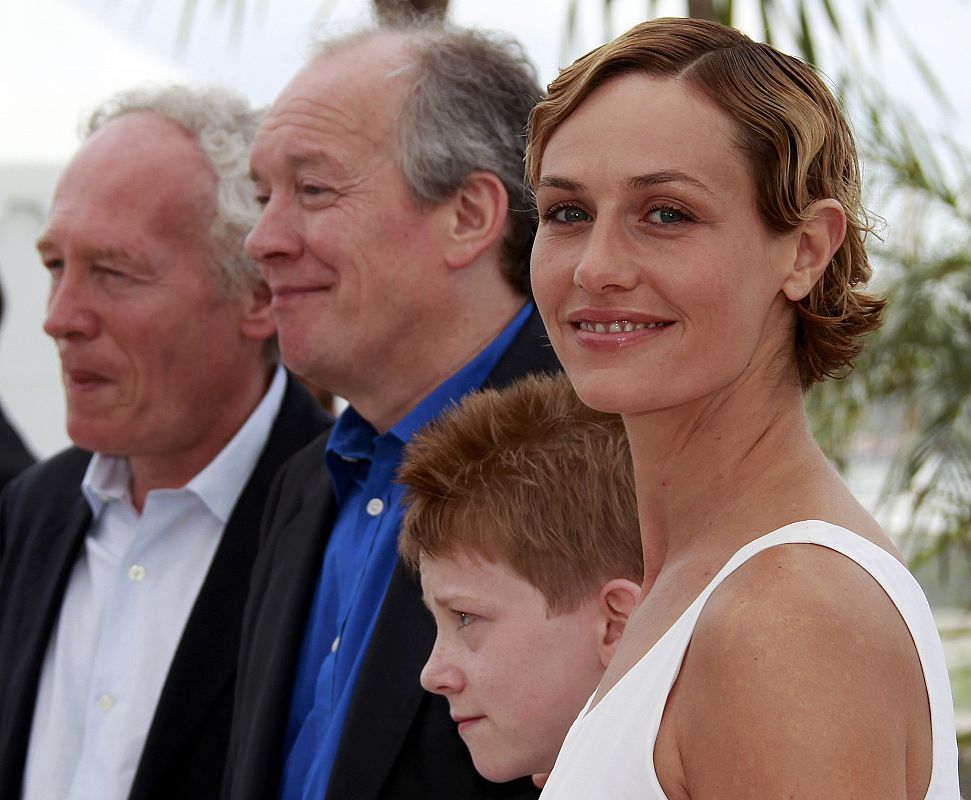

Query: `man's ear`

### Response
(781, 198, 846, 302)
(442, 170, 509, 270)
(596, 578, 641, 668)
(239, 280, 277, 342)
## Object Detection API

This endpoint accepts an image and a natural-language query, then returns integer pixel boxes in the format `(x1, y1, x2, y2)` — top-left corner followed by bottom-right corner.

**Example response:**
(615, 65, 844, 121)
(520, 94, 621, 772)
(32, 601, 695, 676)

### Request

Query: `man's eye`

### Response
(456, 612, 476, 628)
(300, 182, 333, 198)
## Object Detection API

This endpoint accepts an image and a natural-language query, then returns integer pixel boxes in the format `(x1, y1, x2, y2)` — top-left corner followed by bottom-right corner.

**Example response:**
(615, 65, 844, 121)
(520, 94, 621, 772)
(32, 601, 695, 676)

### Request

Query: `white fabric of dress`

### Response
(540, 520, 960, 799)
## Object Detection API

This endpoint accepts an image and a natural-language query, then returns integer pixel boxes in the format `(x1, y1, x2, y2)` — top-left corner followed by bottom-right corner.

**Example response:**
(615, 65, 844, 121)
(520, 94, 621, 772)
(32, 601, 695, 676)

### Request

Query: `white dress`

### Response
(540, 520, 960, 799)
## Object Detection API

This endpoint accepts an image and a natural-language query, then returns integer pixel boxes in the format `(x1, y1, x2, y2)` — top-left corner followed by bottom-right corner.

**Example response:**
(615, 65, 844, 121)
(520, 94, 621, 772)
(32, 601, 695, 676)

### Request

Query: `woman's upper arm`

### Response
(661, 545, 930, 800)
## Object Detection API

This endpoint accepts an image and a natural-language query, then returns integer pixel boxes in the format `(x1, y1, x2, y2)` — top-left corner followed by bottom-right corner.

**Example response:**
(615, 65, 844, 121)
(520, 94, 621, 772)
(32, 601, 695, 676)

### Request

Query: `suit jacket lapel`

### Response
(226, 436, 341, 800)
(326, 561, 433, 799)
(0, 467, 91, 799)
(128, 472, 265, 797)
(129, 375, 330, 798)
(327, 307, 561, 800)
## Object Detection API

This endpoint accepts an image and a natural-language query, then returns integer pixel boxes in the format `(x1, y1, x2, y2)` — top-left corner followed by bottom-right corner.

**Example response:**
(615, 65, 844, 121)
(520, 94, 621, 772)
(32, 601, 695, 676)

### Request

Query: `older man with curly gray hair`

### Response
(0, 83, 330, 800)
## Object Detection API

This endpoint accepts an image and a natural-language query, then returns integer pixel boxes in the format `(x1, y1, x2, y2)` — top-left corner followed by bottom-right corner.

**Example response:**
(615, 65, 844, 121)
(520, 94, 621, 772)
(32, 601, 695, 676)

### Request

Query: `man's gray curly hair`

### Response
(314, 22, 542, 296)
(84, 84, 264, 297)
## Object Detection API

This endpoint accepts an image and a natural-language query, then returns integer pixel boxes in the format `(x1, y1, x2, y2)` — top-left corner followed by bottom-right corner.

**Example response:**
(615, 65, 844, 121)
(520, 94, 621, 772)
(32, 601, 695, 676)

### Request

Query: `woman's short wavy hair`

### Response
(84, 84, 264, 299)
(526, 17, 885, 390)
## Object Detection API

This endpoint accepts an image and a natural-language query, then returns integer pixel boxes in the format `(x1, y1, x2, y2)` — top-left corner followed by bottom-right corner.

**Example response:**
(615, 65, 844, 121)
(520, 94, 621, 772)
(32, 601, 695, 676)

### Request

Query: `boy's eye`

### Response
(457, 611, 476, 628)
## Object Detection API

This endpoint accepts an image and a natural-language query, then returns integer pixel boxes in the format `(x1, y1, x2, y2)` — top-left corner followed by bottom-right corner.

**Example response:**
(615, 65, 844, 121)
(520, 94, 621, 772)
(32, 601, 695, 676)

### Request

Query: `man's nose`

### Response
(43, 266, 99, 341)
(245, 196, 303, 265)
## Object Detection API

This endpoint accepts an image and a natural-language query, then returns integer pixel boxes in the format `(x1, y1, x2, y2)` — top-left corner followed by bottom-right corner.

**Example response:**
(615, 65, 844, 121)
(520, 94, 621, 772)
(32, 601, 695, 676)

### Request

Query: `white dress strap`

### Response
(540, 520, 959, 799)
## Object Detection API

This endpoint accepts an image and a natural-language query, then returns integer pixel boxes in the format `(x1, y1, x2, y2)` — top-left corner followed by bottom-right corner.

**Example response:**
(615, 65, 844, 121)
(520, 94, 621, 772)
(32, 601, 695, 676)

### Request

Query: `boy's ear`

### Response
(781, 198, 847, 302)
(596, 578, 641, 668)
(442, 170, 509, 270)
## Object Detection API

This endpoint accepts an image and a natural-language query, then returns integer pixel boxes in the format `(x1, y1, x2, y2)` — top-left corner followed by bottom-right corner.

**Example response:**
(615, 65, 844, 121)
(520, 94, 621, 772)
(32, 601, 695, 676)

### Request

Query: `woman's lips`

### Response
(568, 315, 674, 348)
(576, 319, 672, 334)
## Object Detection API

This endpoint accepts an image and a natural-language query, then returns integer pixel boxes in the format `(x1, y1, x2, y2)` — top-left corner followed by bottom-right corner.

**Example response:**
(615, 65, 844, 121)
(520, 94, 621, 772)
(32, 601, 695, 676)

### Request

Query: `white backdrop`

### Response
(2, 0, 969, 458)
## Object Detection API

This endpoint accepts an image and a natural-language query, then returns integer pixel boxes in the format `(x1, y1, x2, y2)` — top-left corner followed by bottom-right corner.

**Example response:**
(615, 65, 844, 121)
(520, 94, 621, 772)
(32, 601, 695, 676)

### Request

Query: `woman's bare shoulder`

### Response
(655, 540, 931, 799)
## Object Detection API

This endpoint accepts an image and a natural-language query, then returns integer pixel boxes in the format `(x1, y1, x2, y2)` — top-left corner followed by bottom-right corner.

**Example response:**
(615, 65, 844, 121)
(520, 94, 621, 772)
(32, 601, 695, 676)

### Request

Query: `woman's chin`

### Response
(564, 372, 646, 416)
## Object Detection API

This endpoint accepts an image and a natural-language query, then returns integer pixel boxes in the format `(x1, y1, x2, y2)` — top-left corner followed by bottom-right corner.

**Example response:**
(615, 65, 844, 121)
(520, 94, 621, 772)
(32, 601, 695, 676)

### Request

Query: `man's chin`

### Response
(66, 420, 124, 456)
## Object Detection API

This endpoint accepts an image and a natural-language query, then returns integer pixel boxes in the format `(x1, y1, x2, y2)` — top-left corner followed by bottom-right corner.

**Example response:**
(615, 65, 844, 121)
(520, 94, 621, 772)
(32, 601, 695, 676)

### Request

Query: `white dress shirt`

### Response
(22, 365, 286, 800)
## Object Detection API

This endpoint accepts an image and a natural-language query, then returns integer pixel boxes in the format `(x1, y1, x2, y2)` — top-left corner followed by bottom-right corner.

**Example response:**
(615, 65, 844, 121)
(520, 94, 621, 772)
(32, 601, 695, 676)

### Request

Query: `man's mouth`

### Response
(63, 368, 110, 390)
(269, 281, 334, 305)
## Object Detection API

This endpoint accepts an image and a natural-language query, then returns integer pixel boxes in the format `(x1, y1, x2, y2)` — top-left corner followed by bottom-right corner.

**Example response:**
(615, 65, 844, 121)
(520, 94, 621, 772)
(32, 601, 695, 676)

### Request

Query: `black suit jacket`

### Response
(225, 309, 561, 800)
(0, 374, 330, 800)
(0, 403, 34, 493)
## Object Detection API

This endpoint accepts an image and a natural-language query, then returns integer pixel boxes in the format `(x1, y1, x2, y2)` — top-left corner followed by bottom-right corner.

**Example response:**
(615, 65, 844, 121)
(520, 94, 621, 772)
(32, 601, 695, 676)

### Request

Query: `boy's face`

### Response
(419, 548, 609, 782)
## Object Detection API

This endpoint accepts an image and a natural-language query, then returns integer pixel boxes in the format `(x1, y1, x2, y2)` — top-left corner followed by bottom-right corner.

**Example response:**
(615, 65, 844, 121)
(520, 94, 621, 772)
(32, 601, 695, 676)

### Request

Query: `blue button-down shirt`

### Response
(278, 302, 534, 800)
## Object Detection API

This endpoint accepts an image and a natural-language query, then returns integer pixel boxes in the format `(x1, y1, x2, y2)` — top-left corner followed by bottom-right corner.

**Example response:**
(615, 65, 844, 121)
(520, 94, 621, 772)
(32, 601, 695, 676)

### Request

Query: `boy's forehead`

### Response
(418, 545, 490, 573)
(419, 548, 543, 605)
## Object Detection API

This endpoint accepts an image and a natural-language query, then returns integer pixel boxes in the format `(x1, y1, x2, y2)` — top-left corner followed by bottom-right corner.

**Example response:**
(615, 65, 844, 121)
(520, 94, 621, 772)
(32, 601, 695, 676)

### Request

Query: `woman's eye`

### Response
(646, 206, 690, 224)
(546, 204, 591, 224)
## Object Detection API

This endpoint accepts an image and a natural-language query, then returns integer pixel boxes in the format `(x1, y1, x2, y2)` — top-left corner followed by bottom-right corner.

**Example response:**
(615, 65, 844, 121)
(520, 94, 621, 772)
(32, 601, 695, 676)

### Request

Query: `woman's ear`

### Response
(782, 198, 847, 302)
(596, 578, 641, 668)
(442, 170, 509, 270)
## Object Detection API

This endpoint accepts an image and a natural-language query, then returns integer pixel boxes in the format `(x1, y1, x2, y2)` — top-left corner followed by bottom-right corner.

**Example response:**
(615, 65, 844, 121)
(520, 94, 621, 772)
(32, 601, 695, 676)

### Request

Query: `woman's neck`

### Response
(624, 375, 827, 579)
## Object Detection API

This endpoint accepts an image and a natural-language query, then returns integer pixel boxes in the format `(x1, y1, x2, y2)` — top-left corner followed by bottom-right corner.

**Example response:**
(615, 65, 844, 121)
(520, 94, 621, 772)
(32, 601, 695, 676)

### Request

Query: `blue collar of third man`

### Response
(324, 301, 534, 505)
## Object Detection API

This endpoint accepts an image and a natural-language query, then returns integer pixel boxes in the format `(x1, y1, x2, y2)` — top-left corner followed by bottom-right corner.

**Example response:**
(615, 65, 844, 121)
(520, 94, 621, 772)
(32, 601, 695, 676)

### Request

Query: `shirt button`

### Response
(98, 693, 115, 712)
(366, 498, 384, 516)
(128, 564, 146, 582)
(331, 636, 341, 653)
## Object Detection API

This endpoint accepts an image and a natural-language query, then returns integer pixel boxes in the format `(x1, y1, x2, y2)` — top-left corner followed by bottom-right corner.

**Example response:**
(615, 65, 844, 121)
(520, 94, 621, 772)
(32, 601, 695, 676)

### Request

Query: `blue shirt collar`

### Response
(325, 301, 533, 503)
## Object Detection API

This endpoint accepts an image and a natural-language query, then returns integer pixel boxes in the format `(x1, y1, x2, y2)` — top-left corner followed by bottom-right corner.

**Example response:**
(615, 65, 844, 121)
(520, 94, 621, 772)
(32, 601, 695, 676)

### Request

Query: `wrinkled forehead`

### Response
(41, 116, 216, 250)
(257, 35, 417, 157)
(65, 114, 215, 202)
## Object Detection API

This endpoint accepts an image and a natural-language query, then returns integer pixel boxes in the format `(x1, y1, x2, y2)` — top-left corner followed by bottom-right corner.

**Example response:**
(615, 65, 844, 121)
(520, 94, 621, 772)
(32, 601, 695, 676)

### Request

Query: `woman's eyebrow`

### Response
(535, 175, 586, 193)
(626, 171, 713, 194)
(535, 171, 713, 194)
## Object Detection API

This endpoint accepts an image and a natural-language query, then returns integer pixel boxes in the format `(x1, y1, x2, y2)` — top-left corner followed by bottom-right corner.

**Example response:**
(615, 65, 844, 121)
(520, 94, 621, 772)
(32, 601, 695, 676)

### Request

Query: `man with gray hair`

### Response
(0, 84, 330, 800)
(225, 20, 556, 800)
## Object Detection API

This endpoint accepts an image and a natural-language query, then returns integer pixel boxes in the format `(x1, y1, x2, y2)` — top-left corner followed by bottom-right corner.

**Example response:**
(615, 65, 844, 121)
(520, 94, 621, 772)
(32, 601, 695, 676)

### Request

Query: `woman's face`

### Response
(531, 74, 800, 417)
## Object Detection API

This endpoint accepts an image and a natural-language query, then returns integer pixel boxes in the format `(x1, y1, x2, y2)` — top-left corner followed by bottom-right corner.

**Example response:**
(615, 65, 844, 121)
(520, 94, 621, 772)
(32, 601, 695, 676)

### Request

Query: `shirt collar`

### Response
(82, 364, 288, 522)
(81, 454, 133, 517)
(325, 301, 533, 501)
(389, 300, 534, 442)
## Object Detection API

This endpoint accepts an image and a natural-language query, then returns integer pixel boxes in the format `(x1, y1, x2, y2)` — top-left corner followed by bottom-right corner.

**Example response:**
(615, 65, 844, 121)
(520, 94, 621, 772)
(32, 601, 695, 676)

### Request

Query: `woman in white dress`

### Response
(526, 17, 959, 800)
